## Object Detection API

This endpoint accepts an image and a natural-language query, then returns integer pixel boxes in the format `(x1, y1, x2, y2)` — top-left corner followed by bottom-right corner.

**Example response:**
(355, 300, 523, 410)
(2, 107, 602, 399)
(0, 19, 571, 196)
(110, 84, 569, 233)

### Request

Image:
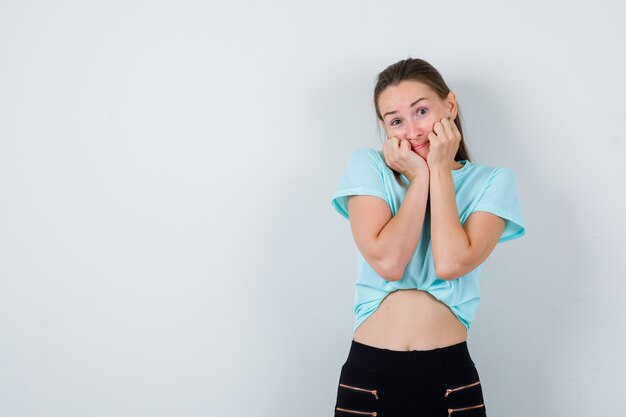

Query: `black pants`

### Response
(333, 339, 487, 417)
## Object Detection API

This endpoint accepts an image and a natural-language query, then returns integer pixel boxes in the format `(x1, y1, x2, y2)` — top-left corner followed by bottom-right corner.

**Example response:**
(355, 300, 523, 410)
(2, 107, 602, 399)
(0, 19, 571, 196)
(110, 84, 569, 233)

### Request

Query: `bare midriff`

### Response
(352, 288, 468, 351)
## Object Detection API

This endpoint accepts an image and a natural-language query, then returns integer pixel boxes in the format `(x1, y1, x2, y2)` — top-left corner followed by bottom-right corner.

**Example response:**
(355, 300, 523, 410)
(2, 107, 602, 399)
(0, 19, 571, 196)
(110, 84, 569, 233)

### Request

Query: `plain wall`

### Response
(1, 0, 625, 416)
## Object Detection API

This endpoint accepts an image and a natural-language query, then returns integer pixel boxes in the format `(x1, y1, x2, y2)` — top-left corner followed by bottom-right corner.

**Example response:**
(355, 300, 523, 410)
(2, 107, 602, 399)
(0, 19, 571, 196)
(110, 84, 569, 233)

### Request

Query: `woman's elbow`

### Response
(435, 261, 463, 281)
(376, 256, 405, 282)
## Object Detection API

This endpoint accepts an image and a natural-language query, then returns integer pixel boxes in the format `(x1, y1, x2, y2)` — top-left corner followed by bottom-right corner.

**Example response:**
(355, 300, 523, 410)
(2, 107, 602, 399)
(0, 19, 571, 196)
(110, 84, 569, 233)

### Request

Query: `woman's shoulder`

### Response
(462, 160, 520, 190)
(345, 147, 386, 169)
(465, 159, 516, 176)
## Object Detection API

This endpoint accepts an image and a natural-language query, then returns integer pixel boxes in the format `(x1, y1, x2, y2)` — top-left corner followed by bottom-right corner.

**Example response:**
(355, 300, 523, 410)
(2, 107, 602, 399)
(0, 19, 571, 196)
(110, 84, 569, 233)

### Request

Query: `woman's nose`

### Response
(405, 121, 421, 140)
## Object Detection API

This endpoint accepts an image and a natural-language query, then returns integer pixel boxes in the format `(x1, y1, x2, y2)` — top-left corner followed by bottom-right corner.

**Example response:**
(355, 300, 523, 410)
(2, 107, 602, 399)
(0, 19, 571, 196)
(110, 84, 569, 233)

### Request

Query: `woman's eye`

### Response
(390, 108, 427, 126)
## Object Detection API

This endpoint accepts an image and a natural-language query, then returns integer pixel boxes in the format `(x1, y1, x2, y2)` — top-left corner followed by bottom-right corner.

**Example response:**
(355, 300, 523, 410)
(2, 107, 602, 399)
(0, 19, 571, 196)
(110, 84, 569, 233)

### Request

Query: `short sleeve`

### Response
(472, 167, 526, 243)
(331, 147, 390, 220)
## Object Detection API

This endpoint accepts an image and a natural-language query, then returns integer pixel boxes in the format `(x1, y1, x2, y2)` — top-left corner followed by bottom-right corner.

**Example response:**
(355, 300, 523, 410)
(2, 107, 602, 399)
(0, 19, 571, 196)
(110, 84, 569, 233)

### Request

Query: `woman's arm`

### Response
(429, 167, 505, 280)
(348, 172, 429, 281)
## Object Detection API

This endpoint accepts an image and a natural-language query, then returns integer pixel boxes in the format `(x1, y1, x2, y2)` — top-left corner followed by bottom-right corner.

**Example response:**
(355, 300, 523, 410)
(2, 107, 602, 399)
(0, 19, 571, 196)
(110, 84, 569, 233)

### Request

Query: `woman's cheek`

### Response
(429, 115, 444, 131)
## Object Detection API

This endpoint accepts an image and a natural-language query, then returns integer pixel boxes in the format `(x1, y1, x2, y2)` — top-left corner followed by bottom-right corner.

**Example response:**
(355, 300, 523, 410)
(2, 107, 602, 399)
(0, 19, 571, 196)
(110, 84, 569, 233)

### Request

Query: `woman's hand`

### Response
(426, 116, 461, 169)
(382, 136, 429, 181)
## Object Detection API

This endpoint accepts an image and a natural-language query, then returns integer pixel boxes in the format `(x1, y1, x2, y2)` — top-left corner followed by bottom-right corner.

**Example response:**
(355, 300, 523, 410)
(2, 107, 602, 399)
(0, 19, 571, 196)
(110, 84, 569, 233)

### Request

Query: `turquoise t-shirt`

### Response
(331, 147, 526, 332)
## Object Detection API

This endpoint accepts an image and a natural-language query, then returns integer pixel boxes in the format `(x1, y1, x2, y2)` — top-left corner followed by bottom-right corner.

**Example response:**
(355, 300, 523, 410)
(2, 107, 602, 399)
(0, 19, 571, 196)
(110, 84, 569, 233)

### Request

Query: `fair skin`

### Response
(348, 80, 506, 350)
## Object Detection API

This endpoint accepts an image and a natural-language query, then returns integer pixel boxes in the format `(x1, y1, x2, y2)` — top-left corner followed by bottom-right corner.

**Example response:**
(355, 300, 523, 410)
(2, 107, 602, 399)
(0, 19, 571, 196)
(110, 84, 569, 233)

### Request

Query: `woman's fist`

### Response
(426, 116, 461, 169)
(382, 136, 429, 181)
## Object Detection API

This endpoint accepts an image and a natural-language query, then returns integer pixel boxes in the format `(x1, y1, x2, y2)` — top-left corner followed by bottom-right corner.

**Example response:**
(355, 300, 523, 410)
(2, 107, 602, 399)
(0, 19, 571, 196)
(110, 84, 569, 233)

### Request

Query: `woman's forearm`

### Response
(375, 172, 430, 281)
(429, 167, 469, 279)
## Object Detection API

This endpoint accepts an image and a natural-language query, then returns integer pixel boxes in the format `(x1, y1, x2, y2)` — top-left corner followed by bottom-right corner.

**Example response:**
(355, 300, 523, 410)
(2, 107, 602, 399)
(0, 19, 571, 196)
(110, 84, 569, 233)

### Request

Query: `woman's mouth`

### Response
(411, 140, 430, 150)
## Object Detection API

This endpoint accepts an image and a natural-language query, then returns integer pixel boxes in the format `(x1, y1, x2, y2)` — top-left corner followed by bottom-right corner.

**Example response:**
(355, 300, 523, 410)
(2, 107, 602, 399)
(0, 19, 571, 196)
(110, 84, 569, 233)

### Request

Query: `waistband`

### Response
(345, 339, 475, 378)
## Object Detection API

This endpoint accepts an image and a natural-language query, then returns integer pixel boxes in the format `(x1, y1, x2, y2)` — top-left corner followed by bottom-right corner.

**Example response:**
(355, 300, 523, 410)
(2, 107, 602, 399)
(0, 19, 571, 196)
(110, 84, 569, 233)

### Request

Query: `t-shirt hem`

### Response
(471, 205, 526, 243)
(332, 189, 391, 219)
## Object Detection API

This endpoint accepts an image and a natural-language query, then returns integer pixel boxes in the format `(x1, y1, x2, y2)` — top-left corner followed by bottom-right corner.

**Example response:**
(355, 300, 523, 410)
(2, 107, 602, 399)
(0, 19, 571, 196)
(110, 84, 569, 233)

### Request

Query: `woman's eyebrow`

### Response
(383, 97, 428, 119)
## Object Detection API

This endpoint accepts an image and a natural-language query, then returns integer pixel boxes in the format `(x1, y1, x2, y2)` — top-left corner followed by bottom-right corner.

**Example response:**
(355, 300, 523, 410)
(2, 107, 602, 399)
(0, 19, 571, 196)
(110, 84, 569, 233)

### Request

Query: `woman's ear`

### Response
(446, 91, 458, 120)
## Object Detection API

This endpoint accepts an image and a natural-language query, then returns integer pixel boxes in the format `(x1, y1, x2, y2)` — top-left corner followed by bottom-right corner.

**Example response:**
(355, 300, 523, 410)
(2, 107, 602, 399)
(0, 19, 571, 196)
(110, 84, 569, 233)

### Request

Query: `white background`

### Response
(1, 1, 624, 416)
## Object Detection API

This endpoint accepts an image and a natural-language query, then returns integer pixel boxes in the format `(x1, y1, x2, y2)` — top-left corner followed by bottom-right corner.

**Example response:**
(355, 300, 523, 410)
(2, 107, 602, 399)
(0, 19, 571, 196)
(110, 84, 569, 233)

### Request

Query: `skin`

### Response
(350, 80, 506, 351)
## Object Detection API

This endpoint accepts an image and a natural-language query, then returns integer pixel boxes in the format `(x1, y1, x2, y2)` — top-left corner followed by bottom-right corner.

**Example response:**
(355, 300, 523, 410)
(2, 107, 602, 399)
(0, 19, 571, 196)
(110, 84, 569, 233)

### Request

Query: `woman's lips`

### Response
(411, 140, 430, 150)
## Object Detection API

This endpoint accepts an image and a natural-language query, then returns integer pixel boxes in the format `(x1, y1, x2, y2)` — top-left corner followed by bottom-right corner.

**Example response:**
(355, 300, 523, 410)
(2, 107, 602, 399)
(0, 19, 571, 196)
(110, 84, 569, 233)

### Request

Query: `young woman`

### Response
(330, 58, 526, 417)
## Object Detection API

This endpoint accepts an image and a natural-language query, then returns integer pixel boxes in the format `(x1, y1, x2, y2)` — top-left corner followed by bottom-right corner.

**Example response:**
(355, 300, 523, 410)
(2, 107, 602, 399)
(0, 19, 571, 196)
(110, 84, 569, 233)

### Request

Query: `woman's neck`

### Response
(450, 160, 464, 170)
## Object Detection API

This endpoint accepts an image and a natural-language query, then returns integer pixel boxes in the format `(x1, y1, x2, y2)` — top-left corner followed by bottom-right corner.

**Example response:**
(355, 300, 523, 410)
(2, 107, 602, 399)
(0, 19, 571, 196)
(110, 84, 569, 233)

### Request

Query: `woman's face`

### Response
(378, 80, 458, 160)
